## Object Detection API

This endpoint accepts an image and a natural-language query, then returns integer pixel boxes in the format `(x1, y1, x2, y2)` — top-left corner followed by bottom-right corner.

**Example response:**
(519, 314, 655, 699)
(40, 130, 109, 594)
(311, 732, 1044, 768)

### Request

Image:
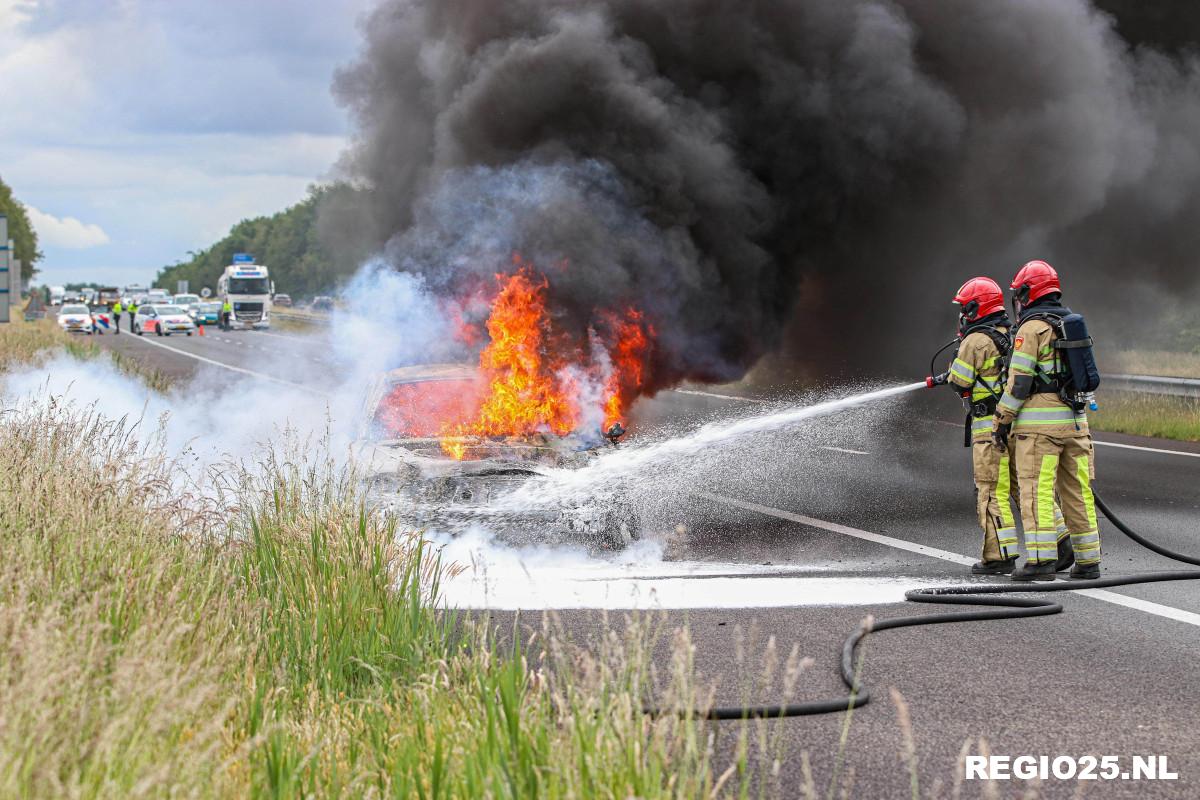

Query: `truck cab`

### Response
(216, 254, 273, 329)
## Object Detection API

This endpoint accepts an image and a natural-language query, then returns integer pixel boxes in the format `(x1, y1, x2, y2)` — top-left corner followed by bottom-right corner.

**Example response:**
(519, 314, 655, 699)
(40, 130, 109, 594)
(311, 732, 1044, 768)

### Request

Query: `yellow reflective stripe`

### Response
(998, 392, 1022, 414)
(1010, 351, 1037, 370)
(971, 417, 995, 431)
(996, 454, 1015, 531)
(1016, 407, 1079, 424)
(1033, 455, 1060, 563)
(1076, 455, 1098, 532)
(950, 359, 976, 382)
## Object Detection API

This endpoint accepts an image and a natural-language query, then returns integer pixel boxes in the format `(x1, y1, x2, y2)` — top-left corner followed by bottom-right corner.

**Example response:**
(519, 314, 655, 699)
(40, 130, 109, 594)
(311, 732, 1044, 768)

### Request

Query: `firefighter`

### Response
(993, 261, 1101, 581)
(929, 278, 1071, 575)
(111, 300, 123, 335)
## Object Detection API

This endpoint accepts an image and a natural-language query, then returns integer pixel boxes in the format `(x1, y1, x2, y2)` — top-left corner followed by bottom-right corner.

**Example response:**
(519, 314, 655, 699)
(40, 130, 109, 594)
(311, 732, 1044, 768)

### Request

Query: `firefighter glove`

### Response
(992, 421, 1012, 449)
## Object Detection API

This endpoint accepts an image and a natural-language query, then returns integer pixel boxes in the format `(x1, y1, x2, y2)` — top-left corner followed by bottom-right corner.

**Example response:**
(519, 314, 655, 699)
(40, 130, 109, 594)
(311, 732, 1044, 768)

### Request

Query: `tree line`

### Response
(154, 183, 374, 299)
(0, 175, 42, 278)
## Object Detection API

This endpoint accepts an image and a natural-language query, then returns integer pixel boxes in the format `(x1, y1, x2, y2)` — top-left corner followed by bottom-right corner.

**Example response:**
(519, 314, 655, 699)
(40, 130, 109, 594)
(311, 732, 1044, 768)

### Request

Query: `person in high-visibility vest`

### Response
(111, 300, 123, 335)
(221, 300, 233, 331)
(127, 301, 139, 332)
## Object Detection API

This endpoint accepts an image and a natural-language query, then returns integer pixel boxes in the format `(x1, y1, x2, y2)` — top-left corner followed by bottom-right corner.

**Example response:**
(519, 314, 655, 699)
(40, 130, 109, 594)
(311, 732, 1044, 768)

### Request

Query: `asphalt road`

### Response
(91, 325, 1200, 798)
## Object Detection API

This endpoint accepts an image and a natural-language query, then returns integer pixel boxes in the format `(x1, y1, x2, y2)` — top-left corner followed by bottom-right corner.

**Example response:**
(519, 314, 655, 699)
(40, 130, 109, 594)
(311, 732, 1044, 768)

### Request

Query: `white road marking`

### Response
(820, 446, 871, 455)
(1093, 440, 1200, 459)
(698, 491, 1200, 628)
(940, 419, 1199, 459)
(126, 333, 331, 397)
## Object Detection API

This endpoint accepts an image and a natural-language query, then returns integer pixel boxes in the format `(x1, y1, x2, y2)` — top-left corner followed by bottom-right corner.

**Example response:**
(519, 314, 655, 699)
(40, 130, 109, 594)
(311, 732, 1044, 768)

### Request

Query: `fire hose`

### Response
(652, 492, 1200, 719)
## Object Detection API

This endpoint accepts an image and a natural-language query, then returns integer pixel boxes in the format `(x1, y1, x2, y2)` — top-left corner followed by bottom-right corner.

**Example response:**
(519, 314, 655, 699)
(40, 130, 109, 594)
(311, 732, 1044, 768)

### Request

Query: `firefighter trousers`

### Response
(1013, 432, 1101, 566)
(972, 439, 1067, 563)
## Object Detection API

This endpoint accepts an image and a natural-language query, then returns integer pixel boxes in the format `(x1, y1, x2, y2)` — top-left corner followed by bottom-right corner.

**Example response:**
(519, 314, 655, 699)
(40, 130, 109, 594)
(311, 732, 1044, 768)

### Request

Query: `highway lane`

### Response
(92, 328, 1200, 798)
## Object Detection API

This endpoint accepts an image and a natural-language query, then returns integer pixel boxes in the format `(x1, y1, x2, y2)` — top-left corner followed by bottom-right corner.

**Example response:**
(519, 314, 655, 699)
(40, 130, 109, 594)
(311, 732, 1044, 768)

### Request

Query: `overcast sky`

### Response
(0, 0, 373, 286)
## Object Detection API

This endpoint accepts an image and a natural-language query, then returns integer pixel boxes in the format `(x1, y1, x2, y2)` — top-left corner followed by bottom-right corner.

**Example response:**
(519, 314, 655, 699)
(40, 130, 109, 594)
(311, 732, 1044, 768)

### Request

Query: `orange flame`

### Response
(441, 267, 578, 457)
(601, 309, 652, 430)
(439, 261, 654, 459)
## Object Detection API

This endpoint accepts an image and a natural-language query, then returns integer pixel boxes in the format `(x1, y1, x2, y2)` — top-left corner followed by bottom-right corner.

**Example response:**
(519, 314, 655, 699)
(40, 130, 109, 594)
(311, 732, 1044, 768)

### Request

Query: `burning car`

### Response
(352, 363, 641, 550)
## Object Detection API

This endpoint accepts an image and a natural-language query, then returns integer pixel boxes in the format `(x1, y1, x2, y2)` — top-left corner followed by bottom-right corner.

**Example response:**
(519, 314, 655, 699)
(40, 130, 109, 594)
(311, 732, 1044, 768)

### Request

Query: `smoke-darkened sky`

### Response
(330, 0, 1200, 383)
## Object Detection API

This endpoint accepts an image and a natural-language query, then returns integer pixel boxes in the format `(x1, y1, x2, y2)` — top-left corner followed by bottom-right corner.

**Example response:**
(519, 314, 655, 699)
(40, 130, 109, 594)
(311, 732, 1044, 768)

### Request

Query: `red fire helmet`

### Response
(1010, 260, 1061, 305)
(953, 276, 1005, 322)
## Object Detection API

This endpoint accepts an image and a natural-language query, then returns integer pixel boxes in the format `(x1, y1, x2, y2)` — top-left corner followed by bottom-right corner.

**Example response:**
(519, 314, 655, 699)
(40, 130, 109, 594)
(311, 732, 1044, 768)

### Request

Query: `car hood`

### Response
(350, 437, 598, 481)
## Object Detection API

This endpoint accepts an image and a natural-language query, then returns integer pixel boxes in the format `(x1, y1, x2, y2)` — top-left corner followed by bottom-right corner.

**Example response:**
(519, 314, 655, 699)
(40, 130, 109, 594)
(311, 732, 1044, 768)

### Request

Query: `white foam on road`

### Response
(434, 532, 964, 610)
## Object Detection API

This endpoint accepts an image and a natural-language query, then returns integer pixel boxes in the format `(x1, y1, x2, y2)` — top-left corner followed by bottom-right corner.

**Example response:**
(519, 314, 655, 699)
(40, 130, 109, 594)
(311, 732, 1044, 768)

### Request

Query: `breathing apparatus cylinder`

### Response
(1056, 313, 1101, 397)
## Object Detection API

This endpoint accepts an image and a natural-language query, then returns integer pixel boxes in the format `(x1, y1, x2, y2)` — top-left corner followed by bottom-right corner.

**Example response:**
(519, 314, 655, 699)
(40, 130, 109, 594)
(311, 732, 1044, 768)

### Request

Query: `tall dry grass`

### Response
(0, 385, 775, 797)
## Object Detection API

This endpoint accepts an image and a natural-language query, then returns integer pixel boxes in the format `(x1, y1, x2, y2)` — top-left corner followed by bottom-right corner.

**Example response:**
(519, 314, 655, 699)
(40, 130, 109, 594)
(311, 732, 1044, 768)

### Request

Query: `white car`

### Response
(173, 293, 200, 308)
(56, 304, 94, 334)
(134, 304, 195, 336)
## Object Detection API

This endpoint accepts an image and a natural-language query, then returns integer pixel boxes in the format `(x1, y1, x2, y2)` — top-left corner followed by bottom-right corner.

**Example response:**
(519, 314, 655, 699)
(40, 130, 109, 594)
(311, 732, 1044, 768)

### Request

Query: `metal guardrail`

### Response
(1106, 374, 1200, 399)
(272, 309, 331, 327)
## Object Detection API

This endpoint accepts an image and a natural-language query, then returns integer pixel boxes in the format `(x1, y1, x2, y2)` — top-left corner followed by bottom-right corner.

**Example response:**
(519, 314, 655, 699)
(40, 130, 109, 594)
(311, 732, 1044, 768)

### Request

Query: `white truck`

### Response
(216, 254, 273, 329)
(49, 286, 65, 305)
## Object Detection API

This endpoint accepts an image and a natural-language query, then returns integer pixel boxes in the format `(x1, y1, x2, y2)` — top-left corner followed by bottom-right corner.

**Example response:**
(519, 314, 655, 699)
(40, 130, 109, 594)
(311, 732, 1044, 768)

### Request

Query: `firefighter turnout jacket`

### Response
(994, 305, 1100, 567)
(994, 318, 1088, 437)
(948, 326, 1008, 441)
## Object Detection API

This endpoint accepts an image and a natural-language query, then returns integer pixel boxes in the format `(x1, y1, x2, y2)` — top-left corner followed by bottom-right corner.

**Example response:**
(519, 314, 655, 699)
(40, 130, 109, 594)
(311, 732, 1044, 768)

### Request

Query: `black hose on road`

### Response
(653, 490, 1200, 720)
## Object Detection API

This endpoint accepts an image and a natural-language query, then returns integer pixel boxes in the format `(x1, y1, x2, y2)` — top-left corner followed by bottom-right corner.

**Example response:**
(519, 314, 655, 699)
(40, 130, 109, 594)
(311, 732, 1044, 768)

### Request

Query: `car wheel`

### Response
(137, 328, 143, 336)
(156, 326, 163, 336)
(186, 331, 193, 337)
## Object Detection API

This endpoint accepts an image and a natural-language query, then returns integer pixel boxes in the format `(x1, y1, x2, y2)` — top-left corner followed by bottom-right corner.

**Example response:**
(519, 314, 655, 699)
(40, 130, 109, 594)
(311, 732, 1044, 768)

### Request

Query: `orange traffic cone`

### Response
(198, 324, 204, 337)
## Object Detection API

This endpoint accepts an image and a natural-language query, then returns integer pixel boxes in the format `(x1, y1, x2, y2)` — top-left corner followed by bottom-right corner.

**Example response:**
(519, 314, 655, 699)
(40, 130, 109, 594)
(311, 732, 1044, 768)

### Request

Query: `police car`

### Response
(134, 305, 196, 336)
(56, 304, 94, 334)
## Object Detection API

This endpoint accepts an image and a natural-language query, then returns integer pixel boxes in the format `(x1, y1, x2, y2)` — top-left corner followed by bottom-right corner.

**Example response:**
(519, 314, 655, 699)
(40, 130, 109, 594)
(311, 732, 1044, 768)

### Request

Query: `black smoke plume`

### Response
(328, 0, 1200, 385)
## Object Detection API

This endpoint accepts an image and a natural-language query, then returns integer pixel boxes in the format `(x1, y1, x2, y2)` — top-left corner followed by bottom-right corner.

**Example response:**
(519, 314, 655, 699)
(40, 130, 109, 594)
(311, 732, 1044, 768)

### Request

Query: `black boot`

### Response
(1011, 561, 1057, 582)
(971, 556, 1019, 576)
(1055, 536, 1075, 572)
(1068, 562, 1101, 581)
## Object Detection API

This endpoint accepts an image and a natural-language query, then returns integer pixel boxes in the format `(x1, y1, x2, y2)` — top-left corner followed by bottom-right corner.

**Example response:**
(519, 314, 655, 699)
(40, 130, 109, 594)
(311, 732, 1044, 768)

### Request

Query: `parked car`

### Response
(273, 293, 292, 307)
(188, 302, 222, 327)
(310, 295, 335, 312)
(134, 304, 195, 336)
(56, 304, 94, 335)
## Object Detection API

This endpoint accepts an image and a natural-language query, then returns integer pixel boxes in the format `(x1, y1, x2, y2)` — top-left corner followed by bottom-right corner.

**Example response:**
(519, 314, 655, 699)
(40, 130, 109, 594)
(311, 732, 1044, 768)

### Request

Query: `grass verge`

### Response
(1089, 390, 1200, 442)
(0, 324, 777, 797)
(1102, 349, 1200, 380)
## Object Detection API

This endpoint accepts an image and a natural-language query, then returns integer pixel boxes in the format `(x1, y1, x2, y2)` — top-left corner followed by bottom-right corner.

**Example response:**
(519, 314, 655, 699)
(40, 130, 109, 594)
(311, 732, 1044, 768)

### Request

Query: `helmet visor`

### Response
(1011, 285, 1030, 319)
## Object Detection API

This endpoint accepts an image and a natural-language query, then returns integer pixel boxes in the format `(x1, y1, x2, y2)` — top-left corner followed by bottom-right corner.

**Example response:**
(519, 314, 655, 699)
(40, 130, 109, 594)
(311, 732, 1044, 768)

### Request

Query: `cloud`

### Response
(0, 0, 370, 282)
(25, 206, 111, 249)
